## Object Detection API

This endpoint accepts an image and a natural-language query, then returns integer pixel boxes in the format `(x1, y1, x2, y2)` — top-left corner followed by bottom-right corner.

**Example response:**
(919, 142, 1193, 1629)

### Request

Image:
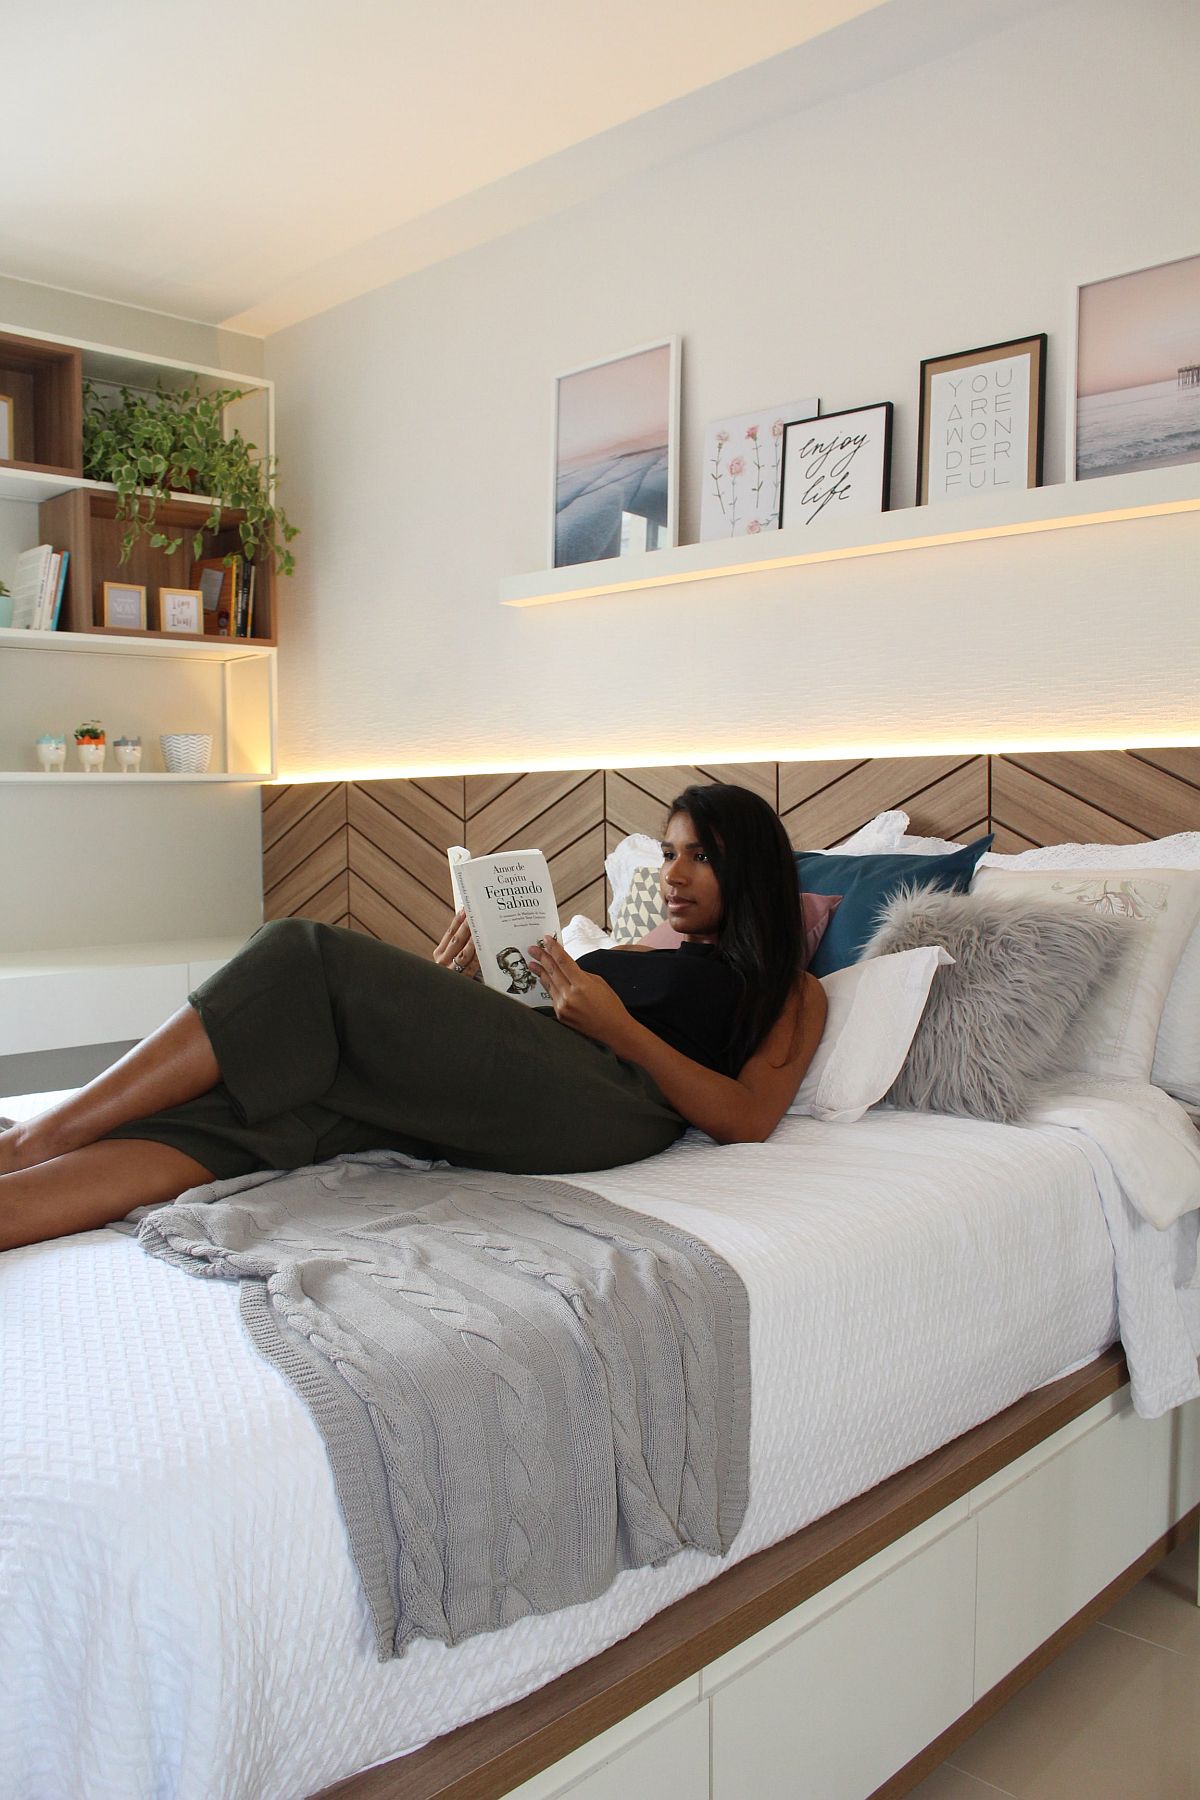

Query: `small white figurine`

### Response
(35, 733, 67, 772)
(114, 735, 143, 773)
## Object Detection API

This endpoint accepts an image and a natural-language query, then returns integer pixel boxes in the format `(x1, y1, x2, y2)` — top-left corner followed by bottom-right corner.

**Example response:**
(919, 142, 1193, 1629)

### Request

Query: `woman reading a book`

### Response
(0, 784, 826, 1250)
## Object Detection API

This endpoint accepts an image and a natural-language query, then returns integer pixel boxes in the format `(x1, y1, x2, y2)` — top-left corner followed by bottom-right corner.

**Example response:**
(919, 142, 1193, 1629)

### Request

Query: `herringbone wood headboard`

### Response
(262, 748, 1200, 955)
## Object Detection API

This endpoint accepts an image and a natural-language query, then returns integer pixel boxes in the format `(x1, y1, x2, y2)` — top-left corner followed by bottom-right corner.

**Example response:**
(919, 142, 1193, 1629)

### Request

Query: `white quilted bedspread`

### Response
(2, 1097, 1198, 1800)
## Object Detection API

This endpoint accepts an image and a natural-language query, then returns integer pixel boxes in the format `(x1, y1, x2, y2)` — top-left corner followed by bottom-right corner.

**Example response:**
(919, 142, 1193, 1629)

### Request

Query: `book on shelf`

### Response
(193, 553, 257, 637)
(233, 553, 255, 637)
(42, 551, 68, 630)
(9, 544, 60, 630)
(193, 556, 235, 635)
(447, 846, 561, 1006)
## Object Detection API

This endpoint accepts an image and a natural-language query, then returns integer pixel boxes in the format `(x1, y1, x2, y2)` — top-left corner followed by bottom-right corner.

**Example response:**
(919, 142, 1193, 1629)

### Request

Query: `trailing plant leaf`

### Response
(82, 378, 298, 576)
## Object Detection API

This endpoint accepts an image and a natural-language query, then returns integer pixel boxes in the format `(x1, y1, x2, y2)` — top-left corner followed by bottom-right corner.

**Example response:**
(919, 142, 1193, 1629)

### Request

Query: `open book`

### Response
(448, 847, 561, 1005)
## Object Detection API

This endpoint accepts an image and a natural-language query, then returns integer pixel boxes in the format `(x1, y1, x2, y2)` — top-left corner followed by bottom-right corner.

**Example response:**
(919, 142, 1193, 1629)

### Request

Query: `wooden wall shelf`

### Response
(38, 486, 276, 644)
(0, 329, 82, 480)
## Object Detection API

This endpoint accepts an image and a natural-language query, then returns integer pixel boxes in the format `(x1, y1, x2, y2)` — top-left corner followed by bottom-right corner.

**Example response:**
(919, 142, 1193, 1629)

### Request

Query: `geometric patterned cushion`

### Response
(610, 864, 843, 964)
(611, 865, 667, 943)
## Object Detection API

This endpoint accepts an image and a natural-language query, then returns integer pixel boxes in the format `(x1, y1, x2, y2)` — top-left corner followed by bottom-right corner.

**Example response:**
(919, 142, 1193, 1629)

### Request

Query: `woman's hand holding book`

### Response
(433, 910, 481, 979)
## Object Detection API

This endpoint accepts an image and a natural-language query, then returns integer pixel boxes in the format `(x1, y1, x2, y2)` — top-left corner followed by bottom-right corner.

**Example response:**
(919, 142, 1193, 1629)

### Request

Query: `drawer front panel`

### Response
(710, 1517, 976, 1800)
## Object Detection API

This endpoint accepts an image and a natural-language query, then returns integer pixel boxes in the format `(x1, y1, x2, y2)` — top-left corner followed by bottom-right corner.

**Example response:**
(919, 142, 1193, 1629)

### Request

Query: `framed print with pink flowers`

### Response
(551, 338, 680, 569)
(779, 402, 893, 530)
(699, 398, 819, 541)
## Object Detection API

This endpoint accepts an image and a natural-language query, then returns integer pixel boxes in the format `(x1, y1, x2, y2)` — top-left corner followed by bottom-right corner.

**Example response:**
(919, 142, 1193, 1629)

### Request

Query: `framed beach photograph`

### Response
(0, 393, 12, 462)
(159, 587, 203, 634)
(1073, 252, 1200, 480)
(101, 581, 147, 629)
(700, 397, 819, 541)
(551, 338, 679, 568)
(779, 403, 893, 530)
(916, 334, 1046, 505)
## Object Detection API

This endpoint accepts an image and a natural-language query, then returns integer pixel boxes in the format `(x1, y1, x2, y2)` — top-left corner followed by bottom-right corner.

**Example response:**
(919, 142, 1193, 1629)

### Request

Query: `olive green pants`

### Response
(105, 919, 685, 1181)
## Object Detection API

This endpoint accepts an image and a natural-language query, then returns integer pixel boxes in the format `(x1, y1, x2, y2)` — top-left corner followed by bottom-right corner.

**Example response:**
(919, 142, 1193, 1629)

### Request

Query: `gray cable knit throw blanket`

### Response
(114, 1154, 750, 1661)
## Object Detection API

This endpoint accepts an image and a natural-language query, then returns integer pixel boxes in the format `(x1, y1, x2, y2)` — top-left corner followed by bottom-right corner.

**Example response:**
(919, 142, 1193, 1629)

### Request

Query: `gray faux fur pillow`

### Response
(863, 885, 1128, 1122)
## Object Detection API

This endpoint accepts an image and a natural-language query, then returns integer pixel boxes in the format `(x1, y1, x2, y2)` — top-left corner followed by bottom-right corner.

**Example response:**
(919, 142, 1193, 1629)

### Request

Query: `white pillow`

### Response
(560, 913, 615, 958)
(891, 830, 966, 855)
(789, 946, 952, 1123)
(980, 835, 1200, 1105)
(972, 865, 1200, 1086)
(822, 810, 912, 854)
(604, 833, 662, 915)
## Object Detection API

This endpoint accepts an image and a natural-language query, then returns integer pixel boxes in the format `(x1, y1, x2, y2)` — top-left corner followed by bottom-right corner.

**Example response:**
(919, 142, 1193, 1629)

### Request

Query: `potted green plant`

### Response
(82, 380, 298, 575)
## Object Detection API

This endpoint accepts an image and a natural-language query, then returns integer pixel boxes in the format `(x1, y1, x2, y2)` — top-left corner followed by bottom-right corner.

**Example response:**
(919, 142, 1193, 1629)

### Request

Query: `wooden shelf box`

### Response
(0, 330, 83, 479)
(39, 487, 276, 645)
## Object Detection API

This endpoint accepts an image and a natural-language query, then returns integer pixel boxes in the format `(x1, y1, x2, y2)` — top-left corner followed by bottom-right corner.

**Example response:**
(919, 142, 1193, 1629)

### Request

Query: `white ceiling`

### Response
(3, 0, 1050, 337)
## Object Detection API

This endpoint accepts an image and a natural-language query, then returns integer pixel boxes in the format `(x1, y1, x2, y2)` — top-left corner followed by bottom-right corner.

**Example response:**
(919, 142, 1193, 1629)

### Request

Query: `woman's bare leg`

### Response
(0, 1140, 214, 1253)
(0, 1005, 220, 1176)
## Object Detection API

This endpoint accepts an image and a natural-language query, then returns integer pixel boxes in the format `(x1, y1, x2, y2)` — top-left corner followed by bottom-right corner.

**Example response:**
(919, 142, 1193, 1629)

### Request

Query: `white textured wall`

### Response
(0, 279, 266, 957)
(265, 0, 1200, 777)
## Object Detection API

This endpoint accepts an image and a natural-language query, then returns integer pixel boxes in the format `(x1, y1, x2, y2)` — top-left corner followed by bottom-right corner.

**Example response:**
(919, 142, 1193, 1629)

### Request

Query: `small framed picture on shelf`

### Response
(551, 338, 679, 568)
(916, 334, 1046, 504)
(102, 581, 147, 629)
(699, 396, 819, 541)
(0, 393, 12, 461)
(1073, 252, 1200, 480)
(159, 587, 203, 634)
(779, 403, 893, 530)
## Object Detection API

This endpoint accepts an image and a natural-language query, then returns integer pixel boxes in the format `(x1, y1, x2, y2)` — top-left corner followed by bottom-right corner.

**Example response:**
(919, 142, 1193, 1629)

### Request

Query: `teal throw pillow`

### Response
(796, 836, 993, 976)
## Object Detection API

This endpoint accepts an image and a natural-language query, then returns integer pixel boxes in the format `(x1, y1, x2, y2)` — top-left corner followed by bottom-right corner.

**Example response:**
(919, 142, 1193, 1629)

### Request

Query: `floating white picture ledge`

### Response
(499, 464, 1200, 608)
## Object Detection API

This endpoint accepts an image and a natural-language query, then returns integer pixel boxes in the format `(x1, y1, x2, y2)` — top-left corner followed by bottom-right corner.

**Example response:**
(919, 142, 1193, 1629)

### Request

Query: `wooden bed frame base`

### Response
(316, 1349, 1200, 1800)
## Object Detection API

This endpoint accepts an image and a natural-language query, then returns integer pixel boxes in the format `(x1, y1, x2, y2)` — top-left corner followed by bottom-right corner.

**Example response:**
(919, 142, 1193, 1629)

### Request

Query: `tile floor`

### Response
(908, 1528, 1200, 1800)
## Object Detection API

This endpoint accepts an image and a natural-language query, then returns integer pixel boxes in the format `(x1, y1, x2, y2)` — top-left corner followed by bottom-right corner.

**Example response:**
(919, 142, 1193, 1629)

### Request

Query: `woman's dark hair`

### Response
(666, 782, 805, 1071)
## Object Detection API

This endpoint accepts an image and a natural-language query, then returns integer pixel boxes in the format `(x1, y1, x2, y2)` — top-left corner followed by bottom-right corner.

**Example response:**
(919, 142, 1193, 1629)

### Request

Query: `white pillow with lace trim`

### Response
(972, 865, 1200, 1086)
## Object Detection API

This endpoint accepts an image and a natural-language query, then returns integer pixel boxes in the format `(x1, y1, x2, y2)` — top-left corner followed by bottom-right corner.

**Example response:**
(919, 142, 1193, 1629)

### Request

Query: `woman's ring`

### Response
(451, 956, 464, 972)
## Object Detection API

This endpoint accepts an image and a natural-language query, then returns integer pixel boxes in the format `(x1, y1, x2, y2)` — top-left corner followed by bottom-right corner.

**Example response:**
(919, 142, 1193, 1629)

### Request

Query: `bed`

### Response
(6, 744, 1200, 1800)
(2, 1087, 1198, 1800)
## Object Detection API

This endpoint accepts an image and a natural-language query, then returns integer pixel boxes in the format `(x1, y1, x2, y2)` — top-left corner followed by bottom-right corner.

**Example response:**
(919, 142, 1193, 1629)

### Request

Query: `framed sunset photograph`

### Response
(1073, 251, 1200, 480)
(551, 338, 679, 568)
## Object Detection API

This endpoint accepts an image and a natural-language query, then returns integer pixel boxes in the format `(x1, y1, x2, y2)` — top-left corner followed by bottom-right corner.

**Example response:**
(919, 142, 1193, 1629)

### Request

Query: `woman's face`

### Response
(659, 812, 722, 942)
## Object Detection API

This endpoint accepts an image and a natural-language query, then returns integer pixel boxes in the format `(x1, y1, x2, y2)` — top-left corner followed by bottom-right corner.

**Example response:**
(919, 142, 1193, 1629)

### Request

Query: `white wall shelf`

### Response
(0, 624, 271, 662)
(0, 468, 232, 506)
(500, 464, 1200, 608)
(0, 318, 278, 786)
(0, 628, 276, 781)
(0, 772, 267, 785)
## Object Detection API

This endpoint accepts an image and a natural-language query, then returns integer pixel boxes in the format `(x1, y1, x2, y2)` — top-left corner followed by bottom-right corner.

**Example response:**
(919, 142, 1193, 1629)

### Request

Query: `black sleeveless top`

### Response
(577, 943, 743, 1076)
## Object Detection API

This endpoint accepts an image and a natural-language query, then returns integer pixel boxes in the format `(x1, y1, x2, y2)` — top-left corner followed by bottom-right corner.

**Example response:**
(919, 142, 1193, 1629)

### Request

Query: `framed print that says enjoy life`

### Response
(916, 334, 1046, 504)
(551, 338, 679, 568)
(779, 403, 893, 530)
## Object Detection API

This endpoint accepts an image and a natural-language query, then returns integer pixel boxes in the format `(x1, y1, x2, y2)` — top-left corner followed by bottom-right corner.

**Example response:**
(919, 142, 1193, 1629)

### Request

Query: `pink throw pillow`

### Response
(802, 891, 841, 963)
(639, 893, 841, 964)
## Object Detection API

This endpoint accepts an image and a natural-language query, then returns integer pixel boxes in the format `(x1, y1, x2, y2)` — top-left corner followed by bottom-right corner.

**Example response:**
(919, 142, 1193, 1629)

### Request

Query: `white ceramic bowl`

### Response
(160, 732, 213, 774)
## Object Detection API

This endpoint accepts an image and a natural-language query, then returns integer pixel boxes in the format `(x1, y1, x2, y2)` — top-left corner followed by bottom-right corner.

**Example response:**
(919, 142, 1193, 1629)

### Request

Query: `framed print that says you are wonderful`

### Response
(779, 403, 893, 529)
(917, 335, 1046, 504)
